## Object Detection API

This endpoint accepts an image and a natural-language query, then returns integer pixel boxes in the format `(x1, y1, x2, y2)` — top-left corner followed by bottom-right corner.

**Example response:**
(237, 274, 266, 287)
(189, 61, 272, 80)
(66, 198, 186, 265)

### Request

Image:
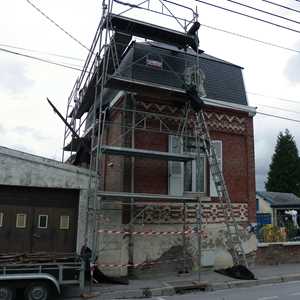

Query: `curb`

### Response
(62, 273, 300, 299)
(211, 273, 300, 291)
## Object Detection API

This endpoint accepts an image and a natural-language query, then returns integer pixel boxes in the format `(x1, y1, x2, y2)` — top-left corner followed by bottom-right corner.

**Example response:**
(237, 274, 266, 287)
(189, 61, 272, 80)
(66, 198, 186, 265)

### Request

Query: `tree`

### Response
(265, 129, 300, 195)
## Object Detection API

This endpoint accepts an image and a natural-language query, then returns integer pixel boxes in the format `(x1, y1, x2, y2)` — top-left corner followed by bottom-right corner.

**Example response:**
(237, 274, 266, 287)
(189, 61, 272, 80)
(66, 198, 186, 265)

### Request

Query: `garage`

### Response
(0, 185, 79, 253)
(0, 146, 92, 254)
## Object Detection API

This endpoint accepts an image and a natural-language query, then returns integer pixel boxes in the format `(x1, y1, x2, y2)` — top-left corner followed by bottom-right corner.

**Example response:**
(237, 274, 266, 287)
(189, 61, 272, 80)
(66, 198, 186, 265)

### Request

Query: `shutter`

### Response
(168, 135, 184, 196)
(210, 140, 222, 197)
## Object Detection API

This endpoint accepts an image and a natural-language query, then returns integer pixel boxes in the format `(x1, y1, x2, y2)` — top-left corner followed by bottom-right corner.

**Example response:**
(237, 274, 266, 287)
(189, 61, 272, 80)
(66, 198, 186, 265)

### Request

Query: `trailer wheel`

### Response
(0, 285, 16, 300)
(24, 282, 50, 300)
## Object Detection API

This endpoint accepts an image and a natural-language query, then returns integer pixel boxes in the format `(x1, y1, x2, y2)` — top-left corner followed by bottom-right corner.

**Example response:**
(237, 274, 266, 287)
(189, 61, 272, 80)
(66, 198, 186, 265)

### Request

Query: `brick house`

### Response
(64, 40, 257, 275)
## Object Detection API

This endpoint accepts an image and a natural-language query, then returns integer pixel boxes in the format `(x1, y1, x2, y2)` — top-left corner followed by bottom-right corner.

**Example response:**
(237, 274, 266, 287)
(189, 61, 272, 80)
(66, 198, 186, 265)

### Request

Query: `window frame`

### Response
(16, 213, 27, 229)
(37, 214, 48, 229)
(169, 135, 206, 195)
(59, 215, 70, 230)
(210, 140, 223, 197)
(0, 212, 3, 227)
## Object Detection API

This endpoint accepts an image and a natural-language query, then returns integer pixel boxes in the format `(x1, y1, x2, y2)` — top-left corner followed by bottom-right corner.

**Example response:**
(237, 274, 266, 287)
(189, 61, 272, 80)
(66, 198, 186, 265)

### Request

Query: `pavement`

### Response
(61, 263, 300, 299)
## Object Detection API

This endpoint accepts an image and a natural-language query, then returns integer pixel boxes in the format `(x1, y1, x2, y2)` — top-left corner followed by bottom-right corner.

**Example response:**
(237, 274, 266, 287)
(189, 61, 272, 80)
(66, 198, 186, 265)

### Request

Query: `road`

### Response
(149, 281, 300, 300)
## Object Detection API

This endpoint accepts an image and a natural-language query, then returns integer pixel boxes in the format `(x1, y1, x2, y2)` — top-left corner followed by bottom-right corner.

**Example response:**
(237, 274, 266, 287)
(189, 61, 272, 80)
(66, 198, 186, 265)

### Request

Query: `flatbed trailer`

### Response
(0, 253, 84, 300)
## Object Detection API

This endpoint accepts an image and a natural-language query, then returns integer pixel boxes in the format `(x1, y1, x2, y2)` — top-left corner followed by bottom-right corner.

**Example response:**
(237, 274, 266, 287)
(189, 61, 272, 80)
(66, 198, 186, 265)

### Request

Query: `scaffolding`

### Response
(62, 0, 247, 282)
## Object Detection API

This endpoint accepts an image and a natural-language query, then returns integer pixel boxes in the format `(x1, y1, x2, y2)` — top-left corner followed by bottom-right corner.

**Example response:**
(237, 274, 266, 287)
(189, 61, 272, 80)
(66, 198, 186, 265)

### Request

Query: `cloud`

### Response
(0, 60, 34, 94)
(12, 126, 49, 141)
(284, 41, 300, 84)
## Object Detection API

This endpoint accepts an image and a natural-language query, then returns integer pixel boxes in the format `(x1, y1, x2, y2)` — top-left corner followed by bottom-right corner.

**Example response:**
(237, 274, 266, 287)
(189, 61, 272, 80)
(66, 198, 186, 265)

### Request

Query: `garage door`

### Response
(0, 185, 79, 253)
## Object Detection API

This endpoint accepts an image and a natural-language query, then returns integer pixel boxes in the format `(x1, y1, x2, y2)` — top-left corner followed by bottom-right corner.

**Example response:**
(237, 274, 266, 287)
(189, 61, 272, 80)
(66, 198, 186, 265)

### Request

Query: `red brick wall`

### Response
(256, 244, 300, 265)
(104, 97, 256, 222)
(134, 130, 168, 194)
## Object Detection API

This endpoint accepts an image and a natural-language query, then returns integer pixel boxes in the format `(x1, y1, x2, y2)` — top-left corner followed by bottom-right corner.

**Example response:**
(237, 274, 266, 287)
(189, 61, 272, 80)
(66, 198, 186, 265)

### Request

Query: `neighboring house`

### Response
(256, 191, 300, 229)
(64, 40, 257, 275)
(0, 146, 92, 254)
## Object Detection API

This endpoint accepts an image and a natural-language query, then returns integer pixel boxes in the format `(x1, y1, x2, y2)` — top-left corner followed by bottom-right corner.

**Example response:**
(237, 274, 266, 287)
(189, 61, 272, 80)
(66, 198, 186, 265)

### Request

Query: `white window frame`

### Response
(184, 154, 206, 194)
(16, 213, 27, 228)
(168, 135, 184, 196)
(0, 212, 3, 227)
(169, 135, 206, 195)
(60, 215, 70, 230)
(38, 215, 48, 229)
(210, 140, 223, 197)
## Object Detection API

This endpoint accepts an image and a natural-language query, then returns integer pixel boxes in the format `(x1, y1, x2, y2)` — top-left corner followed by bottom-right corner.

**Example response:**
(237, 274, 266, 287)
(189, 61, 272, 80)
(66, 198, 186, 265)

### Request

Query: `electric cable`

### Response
(260, 0, 300, 14)
(0, 47, 85, 72)
(25, 0, 91, 52)
(194, 0, 300, 34)
(0, 43, 84, 62)
(221, 0, 300, 25)
(248, 92, 300, 105)
(201, 23, 300, 54)
(258, 104, 300, 115)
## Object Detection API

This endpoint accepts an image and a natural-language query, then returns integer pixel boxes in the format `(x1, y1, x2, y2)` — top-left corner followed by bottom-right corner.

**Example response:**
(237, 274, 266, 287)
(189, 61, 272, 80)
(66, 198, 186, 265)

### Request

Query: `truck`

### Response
(0, 253, 84, 300)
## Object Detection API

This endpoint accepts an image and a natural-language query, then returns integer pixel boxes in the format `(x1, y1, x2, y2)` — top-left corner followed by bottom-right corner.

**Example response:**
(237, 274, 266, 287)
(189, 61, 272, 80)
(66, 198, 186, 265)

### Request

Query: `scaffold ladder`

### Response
(194, 109, 248, 267)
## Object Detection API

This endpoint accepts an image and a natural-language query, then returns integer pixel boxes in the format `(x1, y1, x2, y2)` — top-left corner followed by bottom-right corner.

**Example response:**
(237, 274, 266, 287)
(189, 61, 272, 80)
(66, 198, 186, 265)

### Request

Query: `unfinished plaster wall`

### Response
(0, 146, 92, 252)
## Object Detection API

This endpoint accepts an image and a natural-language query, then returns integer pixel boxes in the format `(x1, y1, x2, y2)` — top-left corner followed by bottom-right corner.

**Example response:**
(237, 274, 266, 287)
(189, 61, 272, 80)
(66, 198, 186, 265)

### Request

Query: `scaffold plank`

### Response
(101, 145, 195, 161)
(97, 191, 197, 202)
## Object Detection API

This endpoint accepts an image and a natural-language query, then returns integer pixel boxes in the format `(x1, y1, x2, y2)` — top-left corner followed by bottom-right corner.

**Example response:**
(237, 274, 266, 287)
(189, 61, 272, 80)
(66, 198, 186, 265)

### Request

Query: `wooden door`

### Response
(0, 206, 33, 253)
(31, 207, 54, 253)
(52, 208, 77, 253)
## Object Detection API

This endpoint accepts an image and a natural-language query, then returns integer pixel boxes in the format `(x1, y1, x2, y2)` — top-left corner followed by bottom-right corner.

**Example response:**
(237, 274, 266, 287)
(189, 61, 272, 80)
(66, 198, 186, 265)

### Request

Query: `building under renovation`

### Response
(61, 0, 257, 276)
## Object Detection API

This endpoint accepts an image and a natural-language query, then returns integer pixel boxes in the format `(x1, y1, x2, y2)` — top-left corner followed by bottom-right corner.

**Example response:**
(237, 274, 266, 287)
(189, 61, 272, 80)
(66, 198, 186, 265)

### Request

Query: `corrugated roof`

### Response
(256, 191, 300, 207)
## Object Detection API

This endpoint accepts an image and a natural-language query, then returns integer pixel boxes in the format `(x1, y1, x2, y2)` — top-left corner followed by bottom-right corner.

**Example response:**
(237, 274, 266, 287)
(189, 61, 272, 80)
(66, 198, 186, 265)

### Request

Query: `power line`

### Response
(195, 0, 300, 34)
(201, 23, 300, 54)
(0, 47, 85, 72)
(260, 0, 300, 14)
(259, 104, 300, 115)
(25, 0, 91, 52)
(248, 92, 300, 105)
(256, 111, 300, 123)
(222, 0, 300, 25)
(0, 43, 84, 62)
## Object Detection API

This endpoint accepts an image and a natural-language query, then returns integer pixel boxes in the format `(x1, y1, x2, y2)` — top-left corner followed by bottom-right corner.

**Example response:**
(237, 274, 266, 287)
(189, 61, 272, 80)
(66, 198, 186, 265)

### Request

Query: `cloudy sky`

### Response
(1, 0, 300, 190)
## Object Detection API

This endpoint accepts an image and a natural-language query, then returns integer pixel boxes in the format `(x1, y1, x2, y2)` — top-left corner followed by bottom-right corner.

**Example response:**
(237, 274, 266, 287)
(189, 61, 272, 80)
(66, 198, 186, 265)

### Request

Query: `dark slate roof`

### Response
(116, 41, 248, 106)
(256, 191, 300, 208)
(149, 41, 242, 68)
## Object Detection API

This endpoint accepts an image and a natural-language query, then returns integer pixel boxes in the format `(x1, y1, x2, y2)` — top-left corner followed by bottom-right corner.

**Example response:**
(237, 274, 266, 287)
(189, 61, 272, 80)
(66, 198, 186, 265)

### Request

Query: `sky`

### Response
(1, 0, 300, 191)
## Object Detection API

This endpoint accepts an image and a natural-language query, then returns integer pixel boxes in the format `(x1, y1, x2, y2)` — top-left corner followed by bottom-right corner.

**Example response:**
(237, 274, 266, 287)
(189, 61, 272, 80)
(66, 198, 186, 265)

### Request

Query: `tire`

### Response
(24, 282, 50, 300)
(0, 285, 16, 300)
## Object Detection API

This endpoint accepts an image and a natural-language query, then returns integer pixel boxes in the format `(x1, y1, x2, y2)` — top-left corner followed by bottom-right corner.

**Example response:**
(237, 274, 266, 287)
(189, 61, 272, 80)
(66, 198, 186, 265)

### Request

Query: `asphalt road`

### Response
(151, 281, 300, 300)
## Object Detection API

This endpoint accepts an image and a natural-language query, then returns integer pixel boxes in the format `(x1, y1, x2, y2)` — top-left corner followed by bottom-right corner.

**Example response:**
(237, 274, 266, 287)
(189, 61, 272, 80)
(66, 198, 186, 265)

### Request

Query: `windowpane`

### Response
(184, 161, 193, 191)
(196, 157, 205, 193)
(16, 214, 27, 228)
(38, 215, 48, 229)
(0, 212, 3, 227)
(60, 215, 70, 230)
(183, 137, 205, 193)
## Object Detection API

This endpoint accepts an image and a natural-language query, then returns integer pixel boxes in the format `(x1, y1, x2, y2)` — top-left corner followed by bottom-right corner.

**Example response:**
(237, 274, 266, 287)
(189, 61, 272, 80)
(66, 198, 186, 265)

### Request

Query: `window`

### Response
(210, 140, 223, 197)
(183, 137, 205, 193)
(38, 215, 48, 229)
(169, 135, 206, 195)
(16, 214, 27, 228)
(0, 212, 3, 227)
(60, 215, 70, 230)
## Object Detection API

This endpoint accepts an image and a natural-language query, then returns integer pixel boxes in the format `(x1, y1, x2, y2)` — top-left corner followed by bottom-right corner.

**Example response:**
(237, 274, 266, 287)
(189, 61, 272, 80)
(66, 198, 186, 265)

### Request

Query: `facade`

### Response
(256, 191, 300, 229)
(64, 41, 257, 276)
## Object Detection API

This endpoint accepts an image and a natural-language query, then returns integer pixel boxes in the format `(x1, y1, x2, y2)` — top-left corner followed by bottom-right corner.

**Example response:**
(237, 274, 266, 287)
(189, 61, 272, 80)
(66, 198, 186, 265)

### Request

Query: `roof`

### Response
(148, 41, 243, 69)
(256, 191, 300, 208)
(115, 41, 248, 106)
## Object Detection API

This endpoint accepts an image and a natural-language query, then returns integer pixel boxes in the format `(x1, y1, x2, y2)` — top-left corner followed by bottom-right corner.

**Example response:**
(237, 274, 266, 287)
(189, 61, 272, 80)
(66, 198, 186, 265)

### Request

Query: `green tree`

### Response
(265, 129, 300, 195)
